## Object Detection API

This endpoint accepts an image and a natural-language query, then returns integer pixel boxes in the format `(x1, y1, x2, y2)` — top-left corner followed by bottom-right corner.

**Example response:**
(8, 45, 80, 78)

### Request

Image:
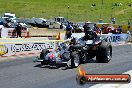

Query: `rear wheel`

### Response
(96, 42, 112, 63)
(40, 49, 50, 65)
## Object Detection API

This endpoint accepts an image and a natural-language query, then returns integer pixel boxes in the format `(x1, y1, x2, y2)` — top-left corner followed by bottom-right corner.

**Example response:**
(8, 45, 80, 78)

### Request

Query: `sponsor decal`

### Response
(11, 42, 55, 52)
(106, 35, 121, 42)
(106, 34, 130, 43)
(0, 45, 8, 55)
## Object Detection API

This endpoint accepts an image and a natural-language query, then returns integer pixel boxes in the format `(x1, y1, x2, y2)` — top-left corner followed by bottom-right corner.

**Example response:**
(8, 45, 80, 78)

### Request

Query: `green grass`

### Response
(0, 0, 131, 24)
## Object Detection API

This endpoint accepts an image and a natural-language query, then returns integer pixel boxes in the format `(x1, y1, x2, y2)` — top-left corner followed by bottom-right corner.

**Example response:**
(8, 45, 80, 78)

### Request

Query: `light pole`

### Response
(100, 0, 103, 18)
(102, 0, 104, 6)
(99, 0, 103, 22)
(67, 6, 69, 19)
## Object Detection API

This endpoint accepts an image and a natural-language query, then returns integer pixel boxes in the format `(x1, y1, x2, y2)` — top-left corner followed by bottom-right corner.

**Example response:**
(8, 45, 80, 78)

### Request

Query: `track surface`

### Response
(0, 44, 132, 88)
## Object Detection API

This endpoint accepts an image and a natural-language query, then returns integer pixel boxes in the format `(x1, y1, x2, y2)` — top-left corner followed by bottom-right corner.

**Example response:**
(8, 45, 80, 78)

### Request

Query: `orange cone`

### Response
(56, 32, 60, 40)
(25, 31, 30, 38)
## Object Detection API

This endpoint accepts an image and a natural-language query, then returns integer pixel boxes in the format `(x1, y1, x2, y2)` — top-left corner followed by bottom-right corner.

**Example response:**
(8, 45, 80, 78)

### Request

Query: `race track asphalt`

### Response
(0, 44, 132, 88)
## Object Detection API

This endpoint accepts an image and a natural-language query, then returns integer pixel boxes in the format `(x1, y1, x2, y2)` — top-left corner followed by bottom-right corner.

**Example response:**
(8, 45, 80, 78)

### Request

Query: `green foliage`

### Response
(0, 0, 131, 24)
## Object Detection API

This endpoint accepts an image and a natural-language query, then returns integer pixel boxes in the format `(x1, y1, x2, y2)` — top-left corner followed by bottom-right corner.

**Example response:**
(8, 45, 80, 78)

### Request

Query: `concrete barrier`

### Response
(0, 27, 29, 38)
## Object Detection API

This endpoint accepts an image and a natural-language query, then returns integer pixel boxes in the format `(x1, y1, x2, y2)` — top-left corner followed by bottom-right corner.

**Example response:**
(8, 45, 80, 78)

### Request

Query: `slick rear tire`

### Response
(96, 42, 112, 63)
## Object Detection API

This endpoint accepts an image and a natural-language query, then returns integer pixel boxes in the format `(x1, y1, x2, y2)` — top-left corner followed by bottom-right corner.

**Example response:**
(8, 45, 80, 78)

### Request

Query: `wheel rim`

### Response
(74, 52, 80, 67)
(74, 56, 79, 66)
(107, 48, 111, 61)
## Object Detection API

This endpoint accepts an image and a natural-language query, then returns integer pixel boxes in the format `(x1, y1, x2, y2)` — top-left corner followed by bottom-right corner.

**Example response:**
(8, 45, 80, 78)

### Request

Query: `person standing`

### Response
(128, 20, 130, 30)
(117, 26, 122, 34)
(92, 24, 102, 34)
(16, 22, 22, 38)
(83, 22, 91, 33)
(112, 17, 116, 24)
(65, 24, 73, 39)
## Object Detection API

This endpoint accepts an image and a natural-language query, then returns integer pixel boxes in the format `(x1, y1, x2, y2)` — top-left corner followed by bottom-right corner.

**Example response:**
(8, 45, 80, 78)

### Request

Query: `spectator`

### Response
(15, 22, 22, 38)
(128, 20, 130, 29)
(102, 25, 109, 34)
(117, 26, 122, 34)
(109, 26, 117, 34)
(92, 24, 101, 34)
(60, 23, 63, 29)
(83, 22, 90, 33)
(65, 24, 73, 39)
(101, 25, 105, 31)
(112, 17, 116, 24)
(72, 23, 80, 33)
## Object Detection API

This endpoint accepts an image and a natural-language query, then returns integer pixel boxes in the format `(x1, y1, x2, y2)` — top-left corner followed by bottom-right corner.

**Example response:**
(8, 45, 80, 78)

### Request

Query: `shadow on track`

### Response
(33, 58, 97, 70)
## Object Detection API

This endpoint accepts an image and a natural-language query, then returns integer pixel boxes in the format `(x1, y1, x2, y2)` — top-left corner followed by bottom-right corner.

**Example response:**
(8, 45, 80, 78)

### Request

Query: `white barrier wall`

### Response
(71, 33, 130, 45)
(101, 33, 130, 44)
(0, 33, 130, 57)
(0, 25, 8, 38)
(0, 26, 2, 37)
(0, 27, 28, 38)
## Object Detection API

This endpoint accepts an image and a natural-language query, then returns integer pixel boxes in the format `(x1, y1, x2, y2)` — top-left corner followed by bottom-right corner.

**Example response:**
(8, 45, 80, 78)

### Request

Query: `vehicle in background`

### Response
(2, 13, 16, 23)
(3, 13, 16, 18)
(0, 17, 16, 28)
(54, 17, 67, 23)
(48, 17, 69, 29)
(15, 18, 32, 28)
(28, 17, 49, 28)
(0, 17, 6, 25)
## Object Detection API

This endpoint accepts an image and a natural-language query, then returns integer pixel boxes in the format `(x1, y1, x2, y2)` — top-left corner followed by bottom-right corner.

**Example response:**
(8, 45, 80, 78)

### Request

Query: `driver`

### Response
(83, 30, 97, 40)
(69, 28, 98, 68)
(77, 29, 97, 45)
(65, 24, 73, 39)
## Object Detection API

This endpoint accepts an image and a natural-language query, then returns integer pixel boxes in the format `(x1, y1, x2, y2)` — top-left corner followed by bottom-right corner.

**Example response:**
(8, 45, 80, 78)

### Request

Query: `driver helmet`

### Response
(66, 24, 72, 29)
(84, 30, 94, 40)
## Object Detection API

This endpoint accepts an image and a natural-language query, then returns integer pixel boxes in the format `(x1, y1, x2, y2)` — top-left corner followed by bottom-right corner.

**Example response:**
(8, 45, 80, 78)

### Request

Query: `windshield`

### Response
(4, 15, 14, 18)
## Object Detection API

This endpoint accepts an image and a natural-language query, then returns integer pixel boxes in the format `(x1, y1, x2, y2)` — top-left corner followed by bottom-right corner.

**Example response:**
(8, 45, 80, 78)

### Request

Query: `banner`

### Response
(102, 33, 130, 44)
(0, 45, 8, 55)
(60, 33, 130, 44)
(0, 41, 56, 56)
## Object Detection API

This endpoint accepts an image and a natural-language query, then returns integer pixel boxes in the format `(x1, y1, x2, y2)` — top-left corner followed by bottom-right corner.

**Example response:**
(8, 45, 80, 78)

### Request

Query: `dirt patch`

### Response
(115, 8, 132, 15)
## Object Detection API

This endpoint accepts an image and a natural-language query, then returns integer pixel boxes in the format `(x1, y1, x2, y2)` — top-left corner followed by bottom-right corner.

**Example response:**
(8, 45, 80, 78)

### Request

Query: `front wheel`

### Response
(40, 49, 50, 65)
(70, 51, 80, 68)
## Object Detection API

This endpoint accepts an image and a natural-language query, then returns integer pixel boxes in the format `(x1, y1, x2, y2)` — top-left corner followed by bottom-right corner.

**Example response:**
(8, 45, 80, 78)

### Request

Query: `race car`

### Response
(33, 38, 74, 67)
(33, 34, 112, 68)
